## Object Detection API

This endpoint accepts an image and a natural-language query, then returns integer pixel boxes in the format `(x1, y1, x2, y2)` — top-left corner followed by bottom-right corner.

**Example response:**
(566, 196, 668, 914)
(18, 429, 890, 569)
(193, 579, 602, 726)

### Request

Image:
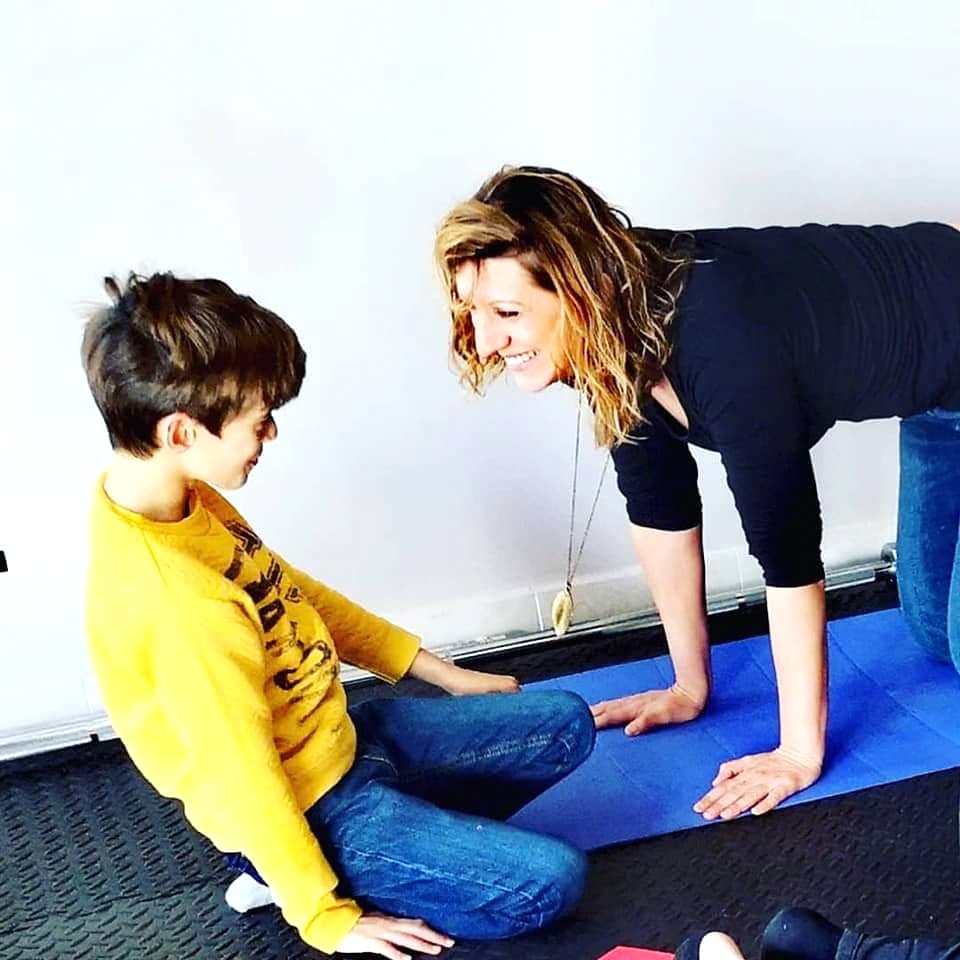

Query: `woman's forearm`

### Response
(766, 582, 828, 764)
(630, 524, 711, 705)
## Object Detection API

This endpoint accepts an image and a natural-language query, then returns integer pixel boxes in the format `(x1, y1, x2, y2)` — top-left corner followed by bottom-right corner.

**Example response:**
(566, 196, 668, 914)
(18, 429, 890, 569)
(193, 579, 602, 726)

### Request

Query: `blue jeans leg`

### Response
(756, 907, 960, 960)
(897, 409, 960, 674)
(348, 688, 596, 819)
(305, 690, 595, 939)
(837, 927, 960, 960)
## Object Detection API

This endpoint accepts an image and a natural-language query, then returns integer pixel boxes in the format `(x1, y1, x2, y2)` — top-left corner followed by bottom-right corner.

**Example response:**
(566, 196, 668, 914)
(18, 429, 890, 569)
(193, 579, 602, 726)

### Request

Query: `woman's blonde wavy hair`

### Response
(434, 166, 690, 447)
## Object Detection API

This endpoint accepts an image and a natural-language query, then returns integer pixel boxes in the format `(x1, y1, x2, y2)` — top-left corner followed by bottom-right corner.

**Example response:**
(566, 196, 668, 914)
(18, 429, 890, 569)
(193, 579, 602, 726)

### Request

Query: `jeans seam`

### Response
(355, 753, 400, 777)
(397, 732, 568, 785)
(339, 842, 552, 926)
(837, 928, 865, 960)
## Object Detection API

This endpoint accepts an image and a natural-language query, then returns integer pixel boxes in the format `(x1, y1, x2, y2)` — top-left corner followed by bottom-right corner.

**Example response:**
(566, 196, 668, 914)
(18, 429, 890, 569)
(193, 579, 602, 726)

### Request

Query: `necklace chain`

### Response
(565, 395, 611, 589)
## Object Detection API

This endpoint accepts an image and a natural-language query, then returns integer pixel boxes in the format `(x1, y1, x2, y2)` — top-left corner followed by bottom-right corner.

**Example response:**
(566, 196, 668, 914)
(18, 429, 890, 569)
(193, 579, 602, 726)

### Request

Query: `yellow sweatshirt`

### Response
(86, 479, 421, 953)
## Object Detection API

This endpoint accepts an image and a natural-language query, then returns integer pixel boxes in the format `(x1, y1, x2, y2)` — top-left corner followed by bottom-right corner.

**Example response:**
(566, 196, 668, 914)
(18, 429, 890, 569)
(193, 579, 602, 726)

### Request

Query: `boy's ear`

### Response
(157, 412, 200, 452)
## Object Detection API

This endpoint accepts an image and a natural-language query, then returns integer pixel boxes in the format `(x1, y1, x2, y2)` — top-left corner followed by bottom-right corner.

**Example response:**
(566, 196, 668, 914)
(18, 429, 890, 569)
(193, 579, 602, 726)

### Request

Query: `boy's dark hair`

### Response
(82, 272, 306, 456)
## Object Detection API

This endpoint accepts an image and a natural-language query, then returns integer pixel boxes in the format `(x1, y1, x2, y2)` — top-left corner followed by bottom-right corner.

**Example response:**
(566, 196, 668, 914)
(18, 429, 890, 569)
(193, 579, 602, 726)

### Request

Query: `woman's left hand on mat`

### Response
(692, 746, 822, 819)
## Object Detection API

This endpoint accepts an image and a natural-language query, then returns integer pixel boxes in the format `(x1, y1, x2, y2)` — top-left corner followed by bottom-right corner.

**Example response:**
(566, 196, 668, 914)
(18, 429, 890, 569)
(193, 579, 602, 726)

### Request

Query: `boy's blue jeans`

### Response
(898, 408, 960, 673)
(306, 690, 594, 939)
(233, 690, 595, 940)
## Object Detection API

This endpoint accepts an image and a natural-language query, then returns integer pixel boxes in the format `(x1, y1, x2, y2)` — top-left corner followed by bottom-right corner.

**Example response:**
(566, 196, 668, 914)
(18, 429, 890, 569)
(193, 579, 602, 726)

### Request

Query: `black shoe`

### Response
(762, 907, 844, 960)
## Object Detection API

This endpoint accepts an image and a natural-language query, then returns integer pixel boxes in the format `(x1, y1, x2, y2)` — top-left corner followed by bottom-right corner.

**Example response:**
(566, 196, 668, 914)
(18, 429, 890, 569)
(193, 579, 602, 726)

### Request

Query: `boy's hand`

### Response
(407, 649, 520, 696)
(336, 913, 454, 959)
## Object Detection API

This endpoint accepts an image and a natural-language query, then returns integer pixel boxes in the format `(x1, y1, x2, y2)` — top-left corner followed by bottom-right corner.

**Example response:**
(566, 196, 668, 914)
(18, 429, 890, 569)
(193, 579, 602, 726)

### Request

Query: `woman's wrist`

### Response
(671, 678, 709, 710)
(776, 741, 824, 772)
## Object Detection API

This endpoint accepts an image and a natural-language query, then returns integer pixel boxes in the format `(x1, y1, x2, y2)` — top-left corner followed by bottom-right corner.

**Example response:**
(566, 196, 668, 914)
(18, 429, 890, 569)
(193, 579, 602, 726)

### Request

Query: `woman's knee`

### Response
(950, 606, 960, 675)
(900, 598, 953, 665)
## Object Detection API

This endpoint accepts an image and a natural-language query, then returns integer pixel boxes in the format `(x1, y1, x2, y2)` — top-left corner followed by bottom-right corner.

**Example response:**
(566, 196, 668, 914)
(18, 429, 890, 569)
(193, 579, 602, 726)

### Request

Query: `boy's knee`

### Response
(516, 838, 587, 933)
(551, 690, 597, 769)
(542, 840, 588, 927)
(459, 838, 586, 940)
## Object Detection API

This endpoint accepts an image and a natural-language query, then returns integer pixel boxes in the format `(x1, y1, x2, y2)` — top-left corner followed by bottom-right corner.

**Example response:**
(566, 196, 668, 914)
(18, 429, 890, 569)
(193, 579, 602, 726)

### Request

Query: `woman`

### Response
(433, 166, 960, 818)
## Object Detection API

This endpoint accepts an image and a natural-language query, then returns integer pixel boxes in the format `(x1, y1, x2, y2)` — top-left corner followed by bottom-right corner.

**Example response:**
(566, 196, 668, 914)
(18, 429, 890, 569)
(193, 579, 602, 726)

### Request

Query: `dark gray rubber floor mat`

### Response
(3, 580, 956, 959)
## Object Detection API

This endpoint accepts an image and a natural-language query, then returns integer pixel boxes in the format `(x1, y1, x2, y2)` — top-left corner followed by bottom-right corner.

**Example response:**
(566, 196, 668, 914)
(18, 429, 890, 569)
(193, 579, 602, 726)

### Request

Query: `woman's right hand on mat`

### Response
(590, 683, 705, 735)
(335, 913, 455, 959)
(693, 746, 822, 820)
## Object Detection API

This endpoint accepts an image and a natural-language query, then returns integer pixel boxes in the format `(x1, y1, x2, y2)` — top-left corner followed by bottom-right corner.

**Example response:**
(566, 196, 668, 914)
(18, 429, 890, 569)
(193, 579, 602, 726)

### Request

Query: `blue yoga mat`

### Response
(509, 608, 960, 850)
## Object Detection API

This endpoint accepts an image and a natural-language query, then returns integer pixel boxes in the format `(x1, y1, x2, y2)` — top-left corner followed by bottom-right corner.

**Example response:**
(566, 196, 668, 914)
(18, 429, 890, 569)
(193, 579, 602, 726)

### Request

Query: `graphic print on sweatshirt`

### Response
(222, 518, 338, 752)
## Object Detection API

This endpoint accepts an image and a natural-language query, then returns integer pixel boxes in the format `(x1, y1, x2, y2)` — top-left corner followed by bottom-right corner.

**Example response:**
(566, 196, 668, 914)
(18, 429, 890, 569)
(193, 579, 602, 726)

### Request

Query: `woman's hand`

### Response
(590, 683, 705, 735)
(407, 649, 520, 695)
(336, 913, 454, 960)
(693, 745, 822, 820)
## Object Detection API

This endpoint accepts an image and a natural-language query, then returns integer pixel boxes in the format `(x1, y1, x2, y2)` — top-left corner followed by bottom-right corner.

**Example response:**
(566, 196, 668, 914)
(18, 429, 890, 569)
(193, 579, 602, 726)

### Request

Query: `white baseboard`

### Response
(0, 714, 116, 763)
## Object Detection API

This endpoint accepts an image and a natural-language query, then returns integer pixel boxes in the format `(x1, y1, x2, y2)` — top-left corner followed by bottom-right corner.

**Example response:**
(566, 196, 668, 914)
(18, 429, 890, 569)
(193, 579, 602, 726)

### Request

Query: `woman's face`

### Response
(455, 256, 565, 393)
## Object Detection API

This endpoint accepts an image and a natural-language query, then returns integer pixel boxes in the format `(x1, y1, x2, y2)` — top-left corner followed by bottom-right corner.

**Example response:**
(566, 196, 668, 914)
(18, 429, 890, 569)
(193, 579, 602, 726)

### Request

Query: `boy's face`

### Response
(181, 396, 277, 490)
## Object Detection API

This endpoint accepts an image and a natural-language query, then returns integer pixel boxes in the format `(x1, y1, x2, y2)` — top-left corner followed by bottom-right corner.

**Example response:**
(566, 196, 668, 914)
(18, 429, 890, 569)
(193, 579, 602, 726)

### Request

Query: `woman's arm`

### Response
(769, 582, 828, 763)
(602, 403, 709, 733)
(592, 524, 710, 733)
(681, 304, 829, 816)
(633, 524, 711, 705)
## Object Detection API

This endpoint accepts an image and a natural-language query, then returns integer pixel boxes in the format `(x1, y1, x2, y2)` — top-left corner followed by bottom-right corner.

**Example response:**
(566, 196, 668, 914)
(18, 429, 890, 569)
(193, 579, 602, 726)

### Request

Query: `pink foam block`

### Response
(597, 949, 674, 960)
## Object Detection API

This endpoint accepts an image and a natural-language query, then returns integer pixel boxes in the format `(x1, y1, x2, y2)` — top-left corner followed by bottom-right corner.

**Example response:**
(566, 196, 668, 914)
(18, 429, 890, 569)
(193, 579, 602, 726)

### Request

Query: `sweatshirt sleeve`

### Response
(284, 568, 421, 681)
(152, 600, 361, 954)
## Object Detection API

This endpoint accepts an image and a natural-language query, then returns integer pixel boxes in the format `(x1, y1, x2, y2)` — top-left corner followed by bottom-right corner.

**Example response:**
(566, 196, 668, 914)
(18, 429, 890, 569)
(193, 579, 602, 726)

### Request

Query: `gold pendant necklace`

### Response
(551, 396, 611, 637)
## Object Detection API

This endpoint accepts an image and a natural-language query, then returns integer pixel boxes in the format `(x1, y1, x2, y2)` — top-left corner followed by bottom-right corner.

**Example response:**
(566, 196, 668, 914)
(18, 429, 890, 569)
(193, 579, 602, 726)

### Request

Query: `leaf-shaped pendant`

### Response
(551, 585, 573, 637)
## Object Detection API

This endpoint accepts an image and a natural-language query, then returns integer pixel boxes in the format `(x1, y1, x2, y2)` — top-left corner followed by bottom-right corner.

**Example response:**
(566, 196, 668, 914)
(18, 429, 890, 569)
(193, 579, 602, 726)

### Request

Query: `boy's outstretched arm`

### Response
(407, 648, 520, 695)
(283, 563, 421, 681)
(286, 564, 519, 694)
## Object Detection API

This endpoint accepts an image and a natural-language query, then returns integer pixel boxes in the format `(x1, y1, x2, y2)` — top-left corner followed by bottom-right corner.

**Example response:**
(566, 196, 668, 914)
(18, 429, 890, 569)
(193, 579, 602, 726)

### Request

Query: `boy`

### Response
(82, 272, 595, 957)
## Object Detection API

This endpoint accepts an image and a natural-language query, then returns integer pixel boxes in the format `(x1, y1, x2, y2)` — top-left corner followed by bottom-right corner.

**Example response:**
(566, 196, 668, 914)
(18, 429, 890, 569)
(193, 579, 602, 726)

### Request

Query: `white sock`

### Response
(224, 873, 277, 913)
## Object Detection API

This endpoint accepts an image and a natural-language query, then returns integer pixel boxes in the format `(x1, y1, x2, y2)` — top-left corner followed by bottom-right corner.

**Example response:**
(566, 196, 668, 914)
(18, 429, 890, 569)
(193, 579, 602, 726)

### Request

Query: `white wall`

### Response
(0, 0, 956, 740)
